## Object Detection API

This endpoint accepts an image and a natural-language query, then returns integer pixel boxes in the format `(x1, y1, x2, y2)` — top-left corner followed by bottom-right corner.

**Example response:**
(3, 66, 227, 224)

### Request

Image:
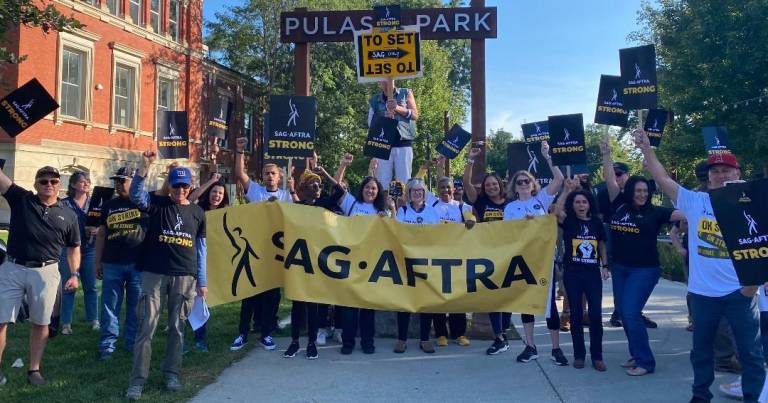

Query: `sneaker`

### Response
(0, 371, 6, 386)
(306, 343, 318, 360)
(362, 345, 376, 354)
(436, 336, 449, 347)
(230, 334, 247, 351)
(341, 345, 354, 355)
(455, 336, 470, 346)
(284, 341, 300, 358)
(98, 350, 113, 361)
(609, 312, 623, 328)
(516, 345, 538, 363)
(194, 341, 209, 353)
(126, 385, 143, 401)
(420, 341, 435, 354)
(260, 335, 277, 351)
(91, 320, 100, 331)
(393, 340, 407, 353)
(551, 348, 568, 366)
(334, 329, 343, 344)
(486, 338, 509, 355)
(165, 375, 182, 392)
(719, 376, 743, 399)
(61, 324, 73, 335)
(27, 370, 47, 386)
(642, 314, 658, 329)
(316, 330, 327, 346)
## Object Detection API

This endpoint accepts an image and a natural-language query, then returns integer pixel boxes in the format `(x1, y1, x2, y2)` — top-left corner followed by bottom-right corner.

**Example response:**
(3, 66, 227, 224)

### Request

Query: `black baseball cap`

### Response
(453, 178, 463, 188)
(110, 167, 134, 180)
(613, 162, 630, 174)
(35, 166, 60, 179)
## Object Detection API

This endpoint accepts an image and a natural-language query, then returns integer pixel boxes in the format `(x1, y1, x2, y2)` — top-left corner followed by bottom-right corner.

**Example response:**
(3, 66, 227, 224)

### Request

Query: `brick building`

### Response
(0, 0, 263, 221)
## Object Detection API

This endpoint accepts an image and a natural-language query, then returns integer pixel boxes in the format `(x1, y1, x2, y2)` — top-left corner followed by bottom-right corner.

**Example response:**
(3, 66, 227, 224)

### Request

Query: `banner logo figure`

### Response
(745, 211, 759, 236)
(223, 212, 260, 296)
(287, 98, 299, 127)
(173, 213, 184, 232)
(563, 128, 571, 142)
(20, 99, 34, 110)
(527, 145, 538, 174)
(634, 63, 642, 79)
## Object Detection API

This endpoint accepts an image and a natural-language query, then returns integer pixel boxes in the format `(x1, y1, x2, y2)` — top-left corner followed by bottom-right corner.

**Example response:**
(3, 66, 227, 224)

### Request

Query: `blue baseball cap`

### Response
(169, 167, 192, 187)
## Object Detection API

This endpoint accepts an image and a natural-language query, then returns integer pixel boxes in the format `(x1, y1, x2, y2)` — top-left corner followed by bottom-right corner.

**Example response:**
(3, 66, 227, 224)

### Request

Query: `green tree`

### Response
(631, 0, 768, 182)
(0, 0, 82, 65)
(485, 128, 512, 175)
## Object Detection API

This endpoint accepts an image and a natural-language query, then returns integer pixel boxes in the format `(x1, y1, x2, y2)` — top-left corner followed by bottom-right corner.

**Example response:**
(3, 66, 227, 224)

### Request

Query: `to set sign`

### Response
(354, 25, 422, 83)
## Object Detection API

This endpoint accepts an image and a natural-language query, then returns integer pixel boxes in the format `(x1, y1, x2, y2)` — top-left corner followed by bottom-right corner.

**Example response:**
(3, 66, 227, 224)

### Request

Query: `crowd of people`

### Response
(0, 77, 764, 403)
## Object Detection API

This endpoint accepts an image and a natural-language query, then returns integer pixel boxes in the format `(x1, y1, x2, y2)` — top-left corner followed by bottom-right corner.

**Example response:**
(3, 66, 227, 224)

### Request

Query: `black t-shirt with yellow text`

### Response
(473, 195, 508, 223)
(561, 215, 606, 269)
(99, 197, 148, 265)
(142, 194, 205, 277)
(609, 203, 674, 268)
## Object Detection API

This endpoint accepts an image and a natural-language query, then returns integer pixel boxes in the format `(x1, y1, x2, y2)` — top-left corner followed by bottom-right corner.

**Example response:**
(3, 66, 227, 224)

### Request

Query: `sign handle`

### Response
(284, 158, 293, 190)
(566, 165, 572, 179)
(636, 109, 645, 130)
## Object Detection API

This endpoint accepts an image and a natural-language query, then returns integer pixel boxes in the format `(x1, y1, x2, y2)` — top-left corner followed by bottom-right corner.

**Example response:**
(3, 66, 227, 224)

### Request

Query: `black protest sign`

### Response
(157, 111, 189, 159)
(364, 116, 398, 160)
(619, 44, 658, 110)
(548, 114, 586, 167)
(267, 95, 316, 158)
(207, 95, 232, 140)
(594, 75, 629, 127)
(0, 159, 5, 170)
(507, 142, 553, 187)
(262, 114, 307, 170)
(703, 127, 730, 155)
(436, 124, 472, 159)
(86, 186, 115, 227)
(374, 4, 400, 29)
(521, 121, 549, 144)
(0, 78, 59, 137)
(711, 179, 768, 286)
(644, 108, 668, 147)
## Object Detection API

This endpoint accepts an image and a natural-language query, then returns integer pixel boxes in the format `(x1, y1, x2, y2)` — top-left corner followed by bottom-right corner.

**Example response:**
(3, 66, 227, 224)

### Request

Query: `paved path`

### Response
(192, 279, 740, 403)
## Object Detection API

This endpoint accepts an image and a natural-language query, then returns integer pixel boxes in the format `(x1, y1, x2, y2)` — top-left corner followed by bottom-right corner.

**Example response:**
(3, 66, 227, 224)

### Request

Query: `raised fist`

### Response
(235, 137, 248, 152)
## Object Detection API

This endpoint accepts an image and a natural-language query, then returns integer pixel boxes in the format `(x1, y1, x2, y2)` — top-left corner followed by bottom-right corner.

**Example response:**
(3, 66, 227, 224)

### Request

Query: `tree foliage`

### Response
(0, 0, 82, 65)
(631, 0, 768, 183)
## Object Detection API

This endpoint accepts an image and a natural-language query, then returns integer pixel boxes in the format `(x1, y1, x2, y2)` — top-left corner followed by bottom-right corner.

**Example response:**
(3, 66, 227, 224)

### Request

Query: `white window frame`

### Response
(110, 43, 144, 134)
(129, 0, 143, 25)
(155, 62, 180, 136)
(107, 0, 123, 17)
(149, 0, 163, 34)
(55, 30, 98, 127)
(168, 0, 180, 42)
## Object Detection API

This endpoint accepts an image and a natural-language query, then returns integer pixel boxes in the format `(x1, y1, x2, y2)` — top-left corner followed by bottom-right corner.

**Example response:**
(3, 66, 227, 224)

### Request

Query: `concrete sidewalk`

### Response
(191, 280, 739, 403)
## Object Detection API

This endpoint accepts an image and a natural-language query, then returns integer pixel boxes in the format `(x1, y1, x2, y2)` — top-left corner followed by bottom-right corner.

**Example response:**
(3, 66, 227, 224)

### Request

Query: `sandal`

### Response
(626, 367, 650, 376)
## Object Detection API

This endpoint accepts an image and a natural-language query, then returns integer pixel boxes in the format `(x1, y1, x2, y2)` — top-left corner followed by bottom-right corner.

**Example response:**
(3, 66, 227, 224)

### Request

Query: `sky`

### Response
(202, 1, 642, 139)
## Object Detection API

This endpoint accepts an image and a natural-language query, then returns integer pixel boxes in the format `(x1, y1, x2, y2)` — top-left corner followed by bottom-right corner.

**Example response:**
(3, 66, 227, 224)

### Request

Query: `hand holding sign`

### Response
(468, 147, 481, 160)
(599, 132, 611, 156)
(541, 141, 551, 160)
(341, 153, 354, 167)
(633, 129, 652, 152)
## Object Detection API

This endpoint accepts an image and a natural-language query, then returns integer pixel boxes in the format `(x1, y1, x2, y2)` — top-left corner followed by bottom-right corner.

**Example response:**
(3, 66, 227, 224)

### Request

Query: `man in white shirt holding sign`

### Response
(635, 130, 764, 403)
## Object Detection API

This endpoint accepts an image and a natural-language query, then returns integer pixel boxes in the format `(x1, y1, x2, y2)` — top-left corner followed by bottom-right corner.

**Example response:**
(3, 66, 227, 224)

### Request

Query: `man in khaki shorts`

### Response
(0, 165, 81, 386)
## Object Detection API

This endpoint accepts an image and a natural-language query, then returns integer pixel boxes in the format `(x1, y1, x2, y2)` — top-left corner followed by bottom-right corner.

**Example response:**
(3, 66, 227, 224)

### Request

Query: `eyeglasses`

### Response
(615, 171, 625, 177)
(113, 178, 127, 184)
(36, 179, 60, 186)
(172, 183, 191, 189)
(515, 179, 531, 186)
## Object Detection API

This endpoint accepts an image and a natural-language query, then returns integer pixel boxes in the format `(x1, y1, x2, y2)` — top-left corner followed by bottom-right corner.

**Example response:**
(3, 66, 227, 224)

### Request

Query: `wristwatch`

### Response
(70, 272, 80, 278)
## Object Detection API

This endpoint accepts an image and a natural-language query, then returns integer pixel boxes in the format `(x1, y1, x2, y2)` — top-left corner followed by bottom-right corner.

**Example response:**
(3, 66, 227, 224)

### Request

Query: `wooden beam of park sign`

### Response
(280, 7, 498, 43)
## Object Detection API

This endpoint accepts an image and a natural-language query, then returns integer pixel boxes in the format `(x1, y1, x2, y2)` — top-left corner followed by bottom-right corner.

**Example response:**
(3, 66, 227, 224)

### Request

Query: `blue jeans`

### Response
(98, 262, 141, 353)
(690, 290, 765, 402)
(564, 265, 603, 361)
(59, 245, 98, 324)
(612, 264, 660, 372)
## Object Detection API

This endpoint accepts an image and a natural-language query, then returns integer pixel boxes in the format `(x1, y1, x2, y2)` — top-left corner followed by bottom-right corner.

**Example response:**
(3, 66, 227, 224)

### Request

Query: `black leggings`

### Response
(238, 288, 281, 338)
(397, 313, 433, 341)
(433, 313, 467, 338)
(521, 280, 560, 331)
(290, 301, 318, 342)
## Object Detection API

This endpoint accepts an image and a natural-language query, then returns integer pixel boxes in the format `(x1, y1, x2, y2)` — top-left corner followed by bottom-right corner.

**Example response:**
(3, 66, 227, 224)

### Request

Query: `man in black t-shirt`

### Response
(94, 167, 148, 361)
(0, 165, 80, 386)
(126, 152, 206, 401)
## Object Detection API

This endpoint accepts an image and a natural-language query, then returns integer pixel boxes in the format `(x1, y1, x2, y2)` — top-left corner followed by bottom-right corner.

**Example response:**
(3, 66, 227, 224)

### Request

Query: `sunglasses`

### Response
(172, 183, 191, 189)
(37, 179, 61, 186)
(515, 179, 531, 186)
(113, 178, 127, 184)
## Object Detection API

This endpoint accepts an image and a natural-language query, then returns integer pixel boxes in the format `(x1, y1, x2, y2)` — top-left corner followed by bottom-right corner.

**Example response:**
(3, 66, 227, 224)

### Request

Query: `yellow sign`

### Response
(205, 202, 557, 315)
(354, 25, 422, 83)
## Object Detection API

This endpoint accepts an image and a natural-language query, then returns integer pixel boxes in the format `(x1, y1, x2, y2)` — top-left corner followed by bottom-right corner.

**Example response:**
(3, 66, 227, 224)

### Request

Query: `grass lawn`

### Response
(3, 290, 292, 402)
(0, 230, 7, 244)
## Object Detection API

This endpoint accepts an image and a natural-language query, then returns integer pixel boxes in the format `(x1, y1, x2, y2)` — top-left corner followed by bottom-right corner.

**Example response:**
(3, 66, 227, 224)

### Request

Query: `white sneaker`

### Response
(334, 329, 343, 344)
(316, 330, 327, 346)
(91, 320, 100, 331)
(61, 324, 73, 335)
(719, 376, 743, 399)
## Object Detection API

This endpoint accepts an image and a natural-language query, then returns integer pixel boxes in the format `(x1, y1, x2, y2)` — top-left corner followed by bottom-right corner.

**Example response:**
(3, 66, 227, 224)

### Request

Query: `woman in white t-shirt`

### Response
(393, 178, 440, 354)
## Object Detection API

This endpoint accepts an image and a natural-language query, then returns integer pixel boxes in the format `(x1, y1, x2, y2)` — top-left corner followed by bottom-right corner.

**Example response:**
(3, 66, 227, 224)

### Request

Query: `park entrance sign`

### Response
(280, 2, 497, 179)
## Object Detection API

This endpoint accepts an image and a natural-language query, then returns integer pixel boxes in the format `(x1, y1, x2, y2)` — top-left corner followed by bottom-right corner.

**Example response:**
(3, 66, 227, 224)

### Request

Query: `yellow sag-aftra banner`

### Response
(206, 202, 557, 315)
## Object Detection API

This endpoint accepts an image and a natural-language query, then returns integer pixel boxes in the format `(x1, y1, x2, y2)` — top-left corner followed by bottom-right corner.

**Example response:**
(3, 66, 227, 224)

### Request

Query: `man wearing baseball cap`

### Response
(94, 167, 147, 361)
(0, 165, 80, 386)
(635, 130, 764, 403)
(126, 152, 206, 400)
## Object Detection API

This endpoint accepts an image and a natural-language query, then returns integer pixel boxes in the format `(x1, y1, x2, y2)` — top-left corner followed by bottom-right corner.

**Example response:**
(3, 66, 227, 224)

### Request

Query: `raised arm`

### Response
(554, 178, 579, 224)
(234, 137, 250, 189)
(189, 172, 222, 204)
(130, 151, 154, 210)
(335, 153, 353, 185)
(0, 165, 12, 194)
(313, 165, 337, 187)
(634, 129, 679, 202)
(463, 147, 481, 203)
(542, 141, 564, 195)
(415, 156, 444, 180)
(600, 133, 621, 202)
(404, 89, 419, 121)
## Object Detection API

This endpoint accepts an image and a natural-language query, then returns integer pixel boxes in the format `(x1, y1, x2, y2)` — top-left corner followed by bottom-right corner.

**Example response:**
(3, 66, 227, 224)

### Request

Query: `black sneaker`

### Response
(283, 341, 300, 358)
(486, 338, 509, 355)
(516, 345, 538, 363)
(642, 314, 658, 329)
(306, 343, 318, 360)
(341, 345, 354, 355)
(609, 312, 623, 327)
(551, 348, 568, 366)
(362, 345, 376, 354)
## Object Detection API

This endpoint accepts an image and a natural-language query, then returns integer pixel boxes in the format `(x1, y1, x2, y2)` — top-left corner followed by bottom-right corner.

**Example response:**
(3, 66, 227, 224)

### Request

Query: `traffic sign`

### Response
(354, 25, 422, 83)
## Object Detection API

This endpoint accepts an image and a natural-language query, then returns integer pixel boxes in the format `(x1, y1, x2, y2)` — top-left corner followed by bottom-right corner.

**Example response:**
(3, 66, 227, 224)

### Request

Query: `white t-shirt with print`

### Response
(503, 187, 556, 221)
(339, 192, 380, 216)
(245, 181, 293, 204)
(676, 185, 740, 297)
(396, 204, 441, 225)
(432, 199, 473, 223)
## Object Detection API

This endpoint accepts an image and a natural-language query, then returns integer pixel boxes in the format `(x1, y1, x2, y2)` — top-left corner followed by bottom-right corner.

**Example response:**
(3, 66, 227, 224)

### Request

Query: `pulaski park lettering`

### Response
(270, 231, 539, 293)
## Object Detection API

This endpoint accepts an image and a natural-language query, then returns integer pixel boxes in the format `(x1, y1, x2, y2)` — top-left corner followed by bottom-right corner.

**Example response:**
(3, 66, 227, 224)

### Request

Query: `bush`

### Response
(658, 241, 686, 282)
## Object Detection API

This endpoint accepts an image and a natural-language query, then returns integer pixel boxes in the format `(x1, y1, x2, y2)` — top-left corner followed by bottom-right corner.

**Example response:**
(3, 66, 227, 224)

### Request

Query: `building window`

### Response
(60, 48, 85, 119)
(113, 64, 136, 128)
(243, 105, 254, 153)
(150, 0, 162, 33)
(80, 0, 97, 5)
(168, 0, 180, 42)
(156, 76, 177, 133)
(129, 0, 143, 25)
(107, 0, 123, 17)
